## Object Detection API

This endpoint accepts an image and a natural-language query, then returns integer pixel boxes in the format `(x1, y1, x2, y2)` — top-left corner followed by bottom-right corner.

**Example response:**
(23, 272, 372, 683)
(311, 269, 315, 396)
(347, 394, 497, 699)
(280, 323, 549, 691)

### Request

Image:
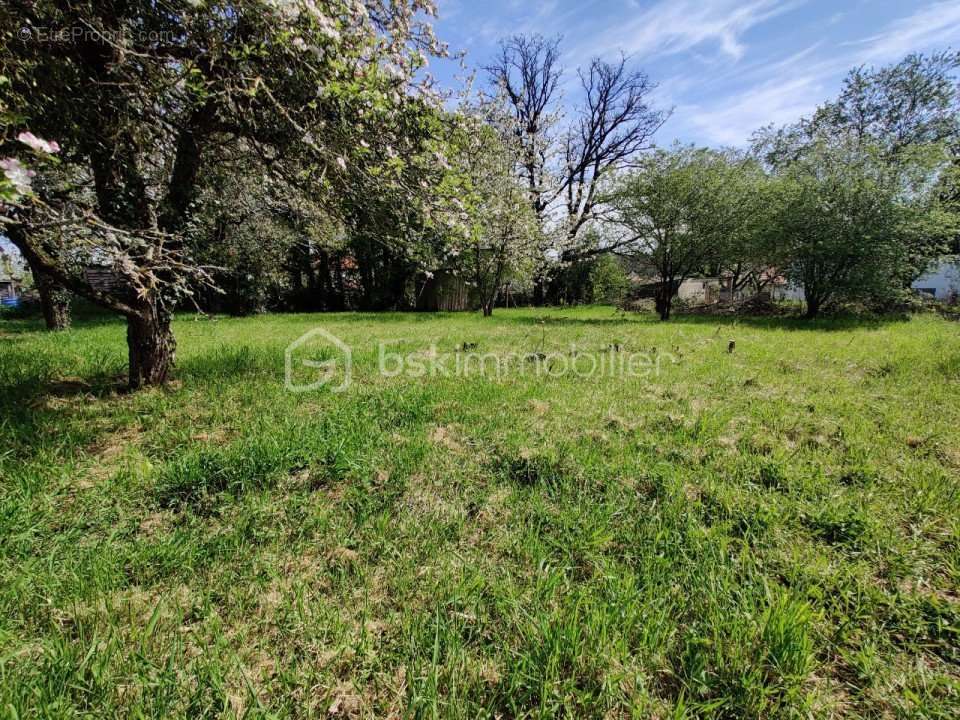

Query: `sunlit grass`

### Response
(1, 306, 958, 718)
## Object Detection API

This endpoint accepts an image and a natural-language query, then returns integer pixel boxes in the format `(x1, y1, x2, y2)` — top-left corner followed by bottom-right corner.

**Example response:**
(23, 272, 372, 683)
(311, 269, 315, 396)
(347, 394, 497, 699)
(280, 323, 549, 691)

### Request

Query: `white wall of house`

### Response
(772, 283, 805, 301)
(912, 257, 960, 300)
(770, 258, 960, 304)
(677, 278, 720, 302)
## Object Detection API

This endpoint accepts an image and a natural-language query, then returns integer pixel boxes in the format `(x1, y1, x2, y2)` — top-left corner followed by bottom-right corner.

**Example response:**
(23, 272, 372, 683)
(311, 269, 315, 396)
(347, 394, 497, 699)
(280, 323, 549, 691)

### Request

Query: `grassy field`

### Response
(1, 306, 959, 718)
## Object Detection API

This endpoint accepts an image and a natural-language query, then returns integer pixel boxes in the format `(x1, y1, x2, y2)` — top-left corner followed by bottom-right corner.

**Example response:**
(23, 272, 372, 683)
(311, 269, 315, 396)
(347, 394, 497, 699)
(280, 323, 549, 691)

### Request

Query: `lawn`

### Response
(1, 306, 959, 718)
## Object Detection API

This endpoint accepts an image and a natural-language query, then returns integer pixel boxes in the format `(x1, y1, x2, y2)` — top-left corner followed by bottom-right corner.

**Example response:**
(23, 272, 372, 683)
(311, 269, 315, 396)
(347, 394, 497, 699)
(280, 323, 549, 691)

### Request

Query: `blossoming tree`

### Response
(1, 0, 448, 387)
(441, 107, 540, 316)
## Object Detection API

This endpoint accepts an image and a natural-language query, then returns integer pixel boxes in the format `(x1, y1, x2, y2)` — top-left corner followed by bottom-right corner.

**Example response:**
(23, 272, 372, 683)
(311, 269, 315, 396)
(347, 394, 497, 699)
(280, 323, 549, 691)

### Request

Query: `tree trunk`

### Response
(532, 275, 546, 307)
(654, 282, 673, 321)
(126, 303, 176, 389)
(333, 254, 346, 311)
(656, 299, 671, 321)
(31, 261, 71, 330)
(482, 281, 502, 317)
(803, 277, 823, 319)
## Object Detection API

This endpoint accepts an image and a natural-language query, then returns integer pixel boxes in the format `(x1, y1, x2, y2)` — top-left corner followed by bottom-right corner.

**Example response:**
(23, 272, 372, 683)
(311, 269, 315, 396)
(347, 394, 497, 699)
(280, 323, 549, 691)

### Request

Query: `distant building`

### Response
(626, 273, 723, 303)
(83, 264, 122, 293)
(772, 282, 805, 302)
(676, 277, 722, 303)
(912, 257, 960, 301)
(0, 271, 22, 306)
(769, 257, 960, 304)
(627, 271, 793, 305)
(0, 244, 26, 306)
(416, 270, 473, 311)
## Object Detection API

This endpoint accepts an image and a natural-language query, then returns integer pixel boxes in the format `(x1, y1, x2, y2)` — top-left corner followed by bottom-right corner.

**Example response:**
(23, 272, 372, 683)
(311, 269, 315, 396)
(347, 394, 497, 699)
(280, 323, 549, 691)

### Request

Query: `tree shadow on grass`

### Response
(0, 343, 127, 404)
(498, 309, 911, 332)
(270, 309, 469, 324)
(176, 343, 284, 382)
(0, 303, 126, 335)
(498, 311, 649, 327)
(272, 308, 642, 325)
(0, 316, 125, 335)
(667, 312, 910, 332)
(0, 325, 135, 460)
(0, 376, 130, 464)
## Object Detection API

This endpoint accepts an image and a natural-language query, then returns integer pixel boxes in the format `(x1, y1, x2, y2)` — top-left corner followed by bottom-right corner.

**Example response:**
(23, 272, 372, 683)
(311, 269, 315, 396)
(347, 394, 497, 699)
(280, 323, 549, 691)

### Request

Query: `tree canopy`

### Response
(1, 0, 451, 386)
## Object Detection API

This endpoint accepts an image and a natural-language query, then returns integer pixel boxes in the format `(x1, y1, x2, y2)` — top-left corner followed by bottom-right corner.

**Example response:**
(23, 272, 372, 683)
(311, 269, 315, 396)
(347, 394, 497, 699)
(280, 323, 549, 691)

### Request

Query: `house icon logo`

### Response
(284, 327, 352, 393)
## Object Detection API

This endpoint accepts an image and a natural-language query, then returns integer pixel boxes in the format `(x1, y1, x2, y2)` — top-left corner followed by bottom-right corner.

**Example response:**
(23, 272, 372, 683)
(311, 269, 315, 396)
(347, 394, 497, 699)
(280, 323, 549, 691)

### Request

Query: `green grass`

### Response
(1, 306, 959, 718)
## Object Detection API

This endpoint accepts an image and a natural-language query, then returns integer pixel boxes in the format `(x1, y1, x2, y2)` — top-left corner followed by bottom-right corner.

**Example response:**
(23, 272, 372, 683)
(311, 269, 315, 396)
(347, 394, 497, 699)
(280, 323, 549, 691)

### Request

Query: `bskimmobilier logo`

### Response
(284, 326, 678, 393)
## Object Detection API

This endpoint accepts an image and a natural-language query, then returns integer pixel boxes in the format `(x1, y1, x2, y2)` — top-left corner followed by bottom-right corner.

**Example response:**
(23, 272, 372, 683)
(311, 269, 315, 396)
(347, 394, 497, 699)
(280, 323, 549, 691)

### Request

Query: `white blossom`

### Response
(316, 15, 341, 42)
(17, 131, 60, 154)
(0, 157, 35, 194)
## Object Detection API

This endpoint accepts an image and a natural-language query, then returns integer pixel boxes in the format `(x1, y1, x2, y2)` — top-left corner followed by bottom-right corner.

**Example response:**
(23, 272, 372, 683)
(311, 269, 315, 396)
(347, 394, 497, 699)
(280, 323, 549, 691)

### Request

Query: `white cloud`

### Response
(440, 0, 960, 148)
(679, 74, 826, 146)
(673, 0, 960, 146)
(852, 0, 960, 62)
(828, 11, 846, 26)
(569, 0, 804, 63)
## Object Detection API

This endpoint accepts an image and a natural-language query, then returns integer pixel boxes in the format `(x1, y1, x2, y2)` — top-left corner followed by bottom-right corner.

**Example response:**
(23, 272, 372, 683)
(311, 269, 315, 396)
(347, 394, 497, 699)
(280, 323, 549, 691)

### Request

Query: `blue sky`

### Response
(429, 0, 960, 147)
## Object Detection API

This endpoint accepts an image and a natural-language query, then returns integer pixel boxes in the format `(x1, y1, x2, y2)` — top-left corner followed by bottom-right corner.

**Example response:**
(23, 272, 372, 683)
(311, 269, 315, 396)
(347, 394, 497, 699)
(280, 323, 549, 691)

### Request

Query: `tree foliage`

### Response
(484, 34, 666, 300)
(767, 141, 941, 316)
(1, 0, 449, 386)
(755, 52, 959, 316)
(442, 112, 539, 316)
(609, 146, 758, 319)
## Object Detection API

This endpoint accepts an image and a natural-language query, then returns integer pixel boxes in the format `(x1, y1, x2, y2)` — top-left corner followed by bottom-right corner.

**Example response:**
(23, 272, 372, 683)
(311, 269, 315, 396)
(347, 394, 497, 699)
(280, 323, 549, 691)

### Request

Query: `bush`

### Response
(588, 254, 630, 304)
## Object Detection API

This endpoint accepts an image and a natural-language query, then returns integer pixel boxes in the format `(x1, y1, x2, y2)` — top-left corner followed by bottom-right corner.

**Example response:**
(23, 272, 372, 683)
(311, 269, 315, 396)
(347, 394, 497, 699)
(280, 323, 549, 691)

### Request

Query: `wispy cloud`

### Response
(851, 0, 960, 62)
(434, 0, 960, 148)
(569, 0, 803, 63)
(679, 75, 826, 146)
(449, 0, 592, 60)
(672, 0, 960, 146)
